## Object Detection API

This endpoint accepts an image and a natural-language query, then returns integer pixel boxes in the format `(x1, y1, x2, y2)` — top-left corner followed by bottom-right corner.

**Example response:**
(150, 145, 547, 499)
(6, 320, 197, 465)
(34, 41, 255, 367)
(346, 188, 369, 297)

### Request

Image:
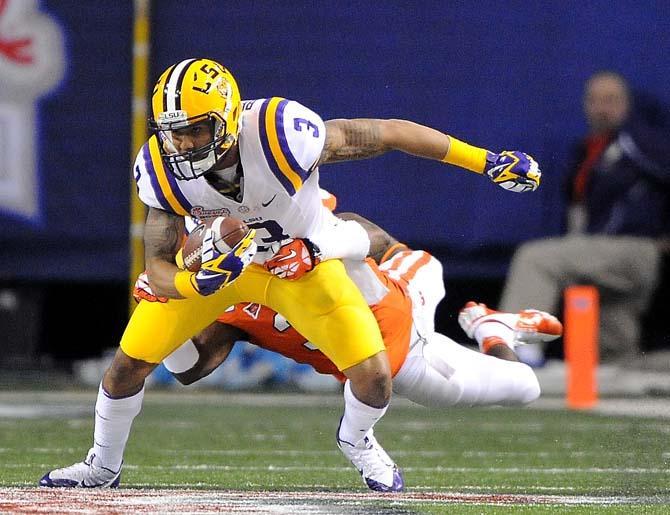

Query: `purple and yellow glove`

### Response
(485, 151, 541, 193)
(175, 227, 257, 297)
(196, 226, 257, 294)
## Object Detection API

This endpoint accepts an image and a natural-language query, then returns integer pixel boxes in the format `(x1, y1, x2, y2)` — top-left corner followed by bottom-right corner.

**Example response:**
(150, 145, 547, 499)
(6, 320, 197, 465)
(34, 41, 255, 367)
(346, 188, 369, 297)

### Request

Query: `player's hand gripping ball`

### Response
(181, 217, 252, 272)
(265, 238, 322, 280)
(485, 151, 541, 193)
(181, 216, 257, 295)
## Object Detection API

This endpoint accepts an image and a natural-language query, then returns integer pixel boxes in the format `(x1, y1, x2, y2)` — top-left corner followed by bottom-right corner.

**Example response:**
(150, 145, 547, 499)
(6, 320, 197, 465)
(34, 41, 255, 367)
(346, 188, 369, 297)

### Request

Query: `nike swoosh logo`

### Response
(275, 249, 297, 262)
(261, 194, 277, 207)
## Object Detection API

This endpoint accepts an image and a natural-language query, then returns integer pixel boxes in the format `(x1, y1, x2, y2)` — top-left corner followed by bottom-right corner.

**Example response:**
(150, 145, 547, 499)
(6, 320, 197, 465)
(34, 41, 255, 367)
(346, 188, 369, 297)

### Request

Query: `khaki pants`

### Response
(500, 235, 661, 362)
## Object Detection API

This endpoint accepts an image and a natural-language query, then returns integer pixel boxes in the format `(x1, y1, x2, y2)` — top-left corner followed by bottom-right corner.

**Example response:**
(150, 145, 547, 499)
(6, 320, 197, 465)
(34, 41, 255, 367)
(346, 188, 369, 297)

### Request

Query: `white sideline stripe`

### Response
(11, 463, 670, 474)
(2, 391, 670, 420)
(393, 420, 666, 432)
(4, 447, 651, 459)
(124, 465, 670, 474)
(150, 449, 658, 459)
(0, 405, 91, 419)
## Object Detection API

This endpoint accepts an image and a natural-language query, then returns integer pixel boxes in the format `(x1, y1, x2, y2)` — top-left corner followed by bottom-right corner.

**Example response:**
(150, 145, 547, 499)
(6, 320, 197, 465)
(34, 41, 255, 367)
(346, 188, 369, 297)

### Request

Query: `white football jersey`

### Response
(134, 97, 344, 263)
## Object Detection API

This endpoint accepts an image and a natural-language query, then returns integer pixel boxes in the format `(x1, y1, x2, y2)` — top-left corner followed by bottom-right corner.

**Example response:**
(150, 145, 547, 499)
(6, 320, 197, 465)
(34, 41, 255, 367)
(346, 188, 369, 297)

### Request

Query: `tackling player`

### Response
(157, 249, 560, 410)
(156, 255, 559, 408)
(133, 213, 561, 491)
(40, 58, 542, 491)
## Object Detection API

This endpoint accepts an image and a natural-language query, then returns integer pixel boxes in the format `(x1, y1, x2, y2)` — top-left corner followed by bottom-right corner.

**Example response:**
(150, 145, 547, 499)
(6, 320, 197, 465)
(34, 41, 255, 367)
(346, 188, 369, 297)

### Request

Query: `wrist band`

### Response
(379, 242, 409, 264)
(441, 137, 488, 174)
(174, 270, 199, 298)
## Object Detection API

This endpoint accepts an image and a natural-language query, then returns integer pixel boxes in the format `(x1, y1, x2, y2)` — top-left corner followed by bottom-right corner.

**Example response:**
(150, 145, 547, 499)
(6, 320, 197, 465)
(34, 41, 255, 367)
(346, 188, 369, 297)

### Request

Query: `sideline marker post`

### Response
(564, 285, 599, 409)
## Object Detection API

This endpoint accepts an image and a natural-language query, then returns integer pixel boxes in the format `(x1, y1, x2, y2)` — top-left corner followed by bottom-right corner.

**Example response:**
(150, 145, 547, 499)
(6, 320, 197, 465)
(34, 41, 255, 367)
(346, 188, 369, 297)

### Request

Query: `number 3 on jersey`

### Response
(294, 118, 320, 137)
(247, 219, 289, 253)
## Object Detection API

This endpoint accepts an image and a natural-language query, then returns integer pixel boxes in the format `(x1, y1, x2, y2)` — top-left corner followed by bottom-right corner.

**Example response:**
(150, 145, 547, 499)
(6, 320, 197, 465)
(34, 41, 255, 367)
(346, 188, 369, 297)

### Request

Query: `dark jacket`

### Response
(565, 98, 670, 237)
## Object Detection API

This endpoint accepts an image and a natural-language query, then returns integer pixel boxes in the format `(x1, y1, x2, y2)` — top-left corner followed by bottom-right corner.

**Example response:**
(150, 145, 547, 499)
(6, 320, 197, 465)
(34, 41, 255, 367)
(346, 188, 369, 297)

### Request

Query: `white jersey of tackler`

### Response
(133, 97, 342, 263)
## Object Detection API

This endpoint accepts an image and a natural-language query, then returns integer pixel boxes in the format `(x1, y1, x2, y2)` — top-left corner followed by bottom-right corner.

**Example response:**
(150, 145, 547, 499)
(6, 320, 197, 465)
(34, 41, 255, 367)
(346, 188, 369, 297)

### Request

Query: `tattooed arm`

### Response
(336, 212, 404, 264)
(144, 207, 187, 298)
(319, 118, 543, 193)
(319, 119, 453, 165)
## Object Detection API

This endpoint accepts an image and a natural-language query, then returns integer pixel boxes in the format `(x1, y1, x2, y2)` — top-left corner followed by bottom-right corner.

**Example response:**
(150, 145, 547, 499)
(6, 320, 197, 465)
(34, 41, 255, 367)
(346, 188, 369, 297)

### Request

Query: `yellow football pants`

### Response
(121, 260, 385, 371)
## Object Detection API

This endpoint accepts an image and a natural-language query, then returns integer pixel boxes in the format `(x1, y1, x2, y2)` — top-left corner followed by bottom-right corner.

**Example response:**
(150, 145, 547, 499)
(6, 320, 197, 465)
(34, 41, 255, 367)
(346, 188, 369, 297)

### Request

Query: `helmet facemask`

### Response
(150, 111, 236, 181)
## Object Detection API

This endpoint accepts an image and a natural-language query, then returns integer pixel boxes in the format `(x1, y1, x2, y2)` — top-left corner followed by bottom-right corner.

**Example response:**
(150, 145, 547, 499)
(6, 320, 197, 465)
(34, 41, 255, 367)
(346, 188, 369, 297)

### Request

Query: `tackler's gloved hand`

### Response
(265, 238, 322, 280)
(133, 272, 168, 303)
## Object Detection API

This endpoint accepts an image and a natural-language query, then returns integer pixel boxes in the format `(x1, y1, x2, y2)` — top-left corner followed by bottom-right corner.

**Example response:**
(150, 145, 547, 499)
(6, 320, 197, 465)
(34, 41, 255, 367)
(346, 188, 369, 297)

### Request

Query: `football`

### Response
(181, 216, 249, 272)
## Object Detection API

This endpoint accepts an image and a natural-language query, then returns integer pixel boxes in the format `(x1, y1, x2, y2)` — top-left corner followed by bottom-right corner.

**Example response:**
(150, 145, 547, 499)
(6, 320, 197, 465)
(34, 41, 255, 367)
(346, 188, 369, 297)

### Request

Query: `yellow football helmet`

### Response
(149, 58, 242, 180)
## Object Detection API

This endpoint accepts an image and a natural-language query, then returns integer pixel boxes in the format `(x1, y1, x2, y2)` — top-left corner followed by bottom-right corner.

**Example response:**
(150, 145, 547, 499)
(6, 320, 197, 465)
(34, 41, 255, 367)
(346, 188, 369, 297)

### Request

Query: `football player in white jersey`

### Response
(40, 58, 542, 491)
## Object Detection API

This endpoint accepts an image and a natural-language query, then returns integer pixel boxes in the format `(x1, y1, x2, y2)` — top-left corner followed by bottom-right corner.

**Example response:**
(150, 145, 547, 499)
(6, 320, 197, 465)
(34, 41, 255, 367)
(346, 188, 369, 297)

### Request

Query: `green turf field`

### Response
(0, 390, 668, 513)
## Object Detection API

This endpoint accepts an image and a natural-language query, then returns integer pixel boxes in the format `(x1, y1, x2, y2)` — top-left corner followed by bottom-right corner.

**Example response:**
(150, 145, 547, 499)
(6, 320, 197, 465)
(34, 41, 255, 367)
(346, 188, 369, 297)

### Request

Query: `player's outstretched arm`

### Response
(168, 323, 246, 385)
(320, 119, 541, 193)
(337, 212, 407, 264)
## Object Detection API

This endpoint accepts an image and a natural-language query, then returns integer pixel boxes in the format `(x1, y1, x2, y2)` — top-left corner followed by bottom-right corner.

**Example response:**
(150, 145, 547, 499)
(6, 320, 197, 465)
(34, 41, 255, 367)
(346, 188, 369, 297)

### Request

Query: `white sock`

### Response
(474, 320, 516, 348)
(163, 339, 199, 374)
(337, 380, 388, 446)
(92, 383, 144, 471)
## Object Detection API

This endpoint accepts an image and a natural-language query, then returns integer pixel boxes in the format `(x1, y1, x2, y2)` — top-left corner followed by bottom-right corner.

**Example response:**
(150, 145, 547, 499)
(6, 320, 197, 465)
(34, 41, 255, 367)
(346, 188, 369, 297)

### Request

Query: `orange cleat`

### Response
(458, 301, 563, 348)
(514, 309, 563, 344)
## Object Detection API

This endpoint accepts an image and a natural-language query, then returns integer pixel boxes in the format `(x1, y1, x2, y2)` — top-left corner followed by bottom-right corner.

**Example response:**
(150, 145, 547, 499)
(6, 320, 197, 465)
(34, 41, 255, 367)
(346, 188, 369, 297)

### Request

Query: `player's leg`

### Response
(40, 285, 244, 488)
(458, 301, 563, 359)
(260, 259, 392, 408)
(336, 352, 402, 492)
(393, 332, 541, 407)
(260, 260, 402, 491)
(379, 250, 445, 337)
(378, 249, 545, 406)
(37, 346, 150, 488)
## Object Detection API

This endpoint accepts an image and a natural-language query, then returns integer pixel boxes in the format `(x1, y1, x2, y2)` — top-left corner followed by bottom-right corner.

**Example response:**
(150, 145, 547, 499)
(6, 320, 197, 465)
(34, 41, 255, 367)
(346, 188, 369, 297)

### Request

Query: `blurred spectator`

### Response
(500, 71, 670, 366)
